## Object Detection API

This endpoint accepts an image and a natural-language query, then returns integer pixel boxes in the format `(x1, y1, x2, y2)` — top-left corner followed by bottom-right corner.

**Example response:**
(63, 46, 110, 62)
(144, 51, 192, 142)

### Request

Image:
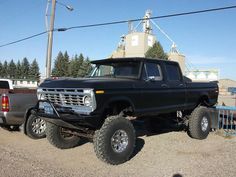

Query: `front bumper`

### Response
(34, 100, 101, 129)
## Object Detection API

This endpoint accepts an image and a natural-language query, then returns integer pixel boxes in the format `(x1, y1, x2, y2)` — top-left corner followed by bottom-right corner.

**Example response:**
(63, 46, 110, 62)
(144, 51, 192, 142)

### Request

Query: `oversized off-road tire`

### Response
(26, 114, 46, 139)
(46, 122, 81, 149)
(93, 115, 136, 165)
(188, 106, 210, 140)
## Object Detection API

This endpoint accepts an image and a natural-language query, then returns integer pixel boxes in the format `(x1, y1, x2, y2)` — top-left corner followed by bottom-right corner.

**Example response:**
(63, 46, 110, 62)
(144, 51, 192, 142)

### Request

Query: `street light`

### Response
(45, 0, 73, 78)
(56, 1, 74, 11)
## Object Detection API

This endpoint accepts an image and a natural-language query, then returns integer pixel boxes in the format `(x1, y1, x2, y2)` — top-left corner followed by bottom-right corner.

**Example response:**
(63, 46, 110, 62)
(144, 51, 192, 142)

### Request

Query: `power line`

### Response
(56, 5, 236, 31)
(0, 31, 48, 48)
(1, 5, 236, 48)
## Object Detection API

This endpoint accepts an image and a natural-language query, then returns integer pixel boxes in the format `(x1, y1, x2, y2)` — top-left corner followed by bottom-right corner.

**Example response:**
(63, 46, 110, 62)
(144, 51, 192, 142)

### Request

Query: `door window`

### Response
(143, 62, 163, 81)
(165, 63, 181, 81)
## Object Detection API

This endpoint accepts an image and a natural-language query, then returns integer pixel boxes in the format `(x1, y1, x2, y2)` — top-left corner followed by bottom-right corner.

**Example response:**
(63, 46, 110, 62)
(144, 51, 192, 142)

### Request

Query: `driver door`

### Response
(139, 61, 170, 114)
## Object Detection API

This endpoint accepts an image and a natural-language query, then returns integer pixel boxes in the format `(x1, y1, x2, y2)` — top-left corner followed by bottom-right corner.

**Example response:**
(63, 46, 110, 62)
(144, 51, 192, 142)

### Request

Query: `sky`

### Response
(0, 0, 236, 80)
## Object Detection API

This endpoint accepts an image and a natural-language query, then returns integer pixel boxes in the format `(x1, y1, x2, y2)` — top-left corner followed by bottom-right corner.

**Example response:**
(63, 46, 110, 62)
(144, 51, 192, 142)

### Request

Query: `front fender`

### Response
(104, 96, 136, 113)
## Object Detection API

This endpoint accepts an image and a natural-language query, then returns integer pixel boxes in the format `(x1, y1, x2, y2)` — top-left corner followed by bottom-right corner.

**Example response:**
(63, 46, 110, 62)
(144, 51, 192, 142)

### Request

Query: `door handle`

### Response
(179, 84, 184, 87)
(161, 84, 168, 88)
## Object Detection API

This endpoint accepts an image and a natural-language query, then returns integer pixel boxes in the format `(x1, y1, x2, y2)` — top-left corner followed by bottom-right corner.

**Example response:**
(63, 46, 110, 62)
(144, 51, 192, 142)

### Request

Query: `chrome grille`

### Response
(41, 88, 86, 106)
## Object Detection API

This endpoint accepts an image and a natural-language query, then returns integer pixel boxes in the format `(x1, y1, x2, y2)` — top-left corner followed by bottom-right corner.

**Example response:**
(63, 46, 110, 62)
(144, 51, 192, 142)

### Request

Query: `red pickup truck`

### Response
(0, 79, 46, 139)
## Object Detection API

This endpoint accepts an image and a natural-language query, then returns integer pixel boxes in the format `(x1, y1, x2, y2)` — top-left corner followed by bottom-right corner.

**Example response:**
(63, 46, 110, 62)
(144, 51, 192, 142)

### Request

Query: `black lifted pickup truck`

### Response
(32, 58, 218, 165)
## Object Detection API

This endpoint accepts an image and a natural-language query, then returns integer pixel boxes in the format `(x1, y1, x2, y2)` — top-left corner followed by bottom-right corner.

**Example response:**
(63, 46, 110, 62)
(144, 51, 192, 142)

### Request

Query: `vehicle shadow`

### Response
(130, 117, 186, 159)
(133, 117, 186, 137)
(0, 125, 21, 132)
(173, 174, 183, 177)
(130, 137, 145, 159)
(78, 137, 91, 146)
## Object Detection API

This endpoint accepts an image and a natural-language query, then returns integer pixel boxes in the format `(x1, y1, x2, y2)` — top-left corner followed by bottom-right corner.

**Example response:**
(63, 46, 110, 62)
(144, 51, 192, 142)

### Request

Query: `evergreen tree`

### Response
(52, 51, 69, 77)
(29, 59, 40, 81)
(63, 51, 70, 76)
(145, 41, 168, 59)
(69, 54, 81, 78)
(0, 61, 3, 77)
(77, 54, 85, 77)
(2, 61, 8, 78)
(52, 51, 92, 77)
(78, 56, 92, 77)
(16, 60, 22, 79)
(68, 55, 75, 77)
(8, 59, 16, 78)
(83, 57, 92, 76)
(21, 57, 30, 79)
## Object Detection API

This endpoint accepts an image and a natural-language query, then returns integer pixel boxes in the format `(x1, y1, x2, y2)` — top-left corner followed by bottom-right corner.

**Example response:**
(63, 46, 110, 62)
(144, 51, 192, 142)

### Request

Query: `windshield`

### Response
(90, 61, 141, 78)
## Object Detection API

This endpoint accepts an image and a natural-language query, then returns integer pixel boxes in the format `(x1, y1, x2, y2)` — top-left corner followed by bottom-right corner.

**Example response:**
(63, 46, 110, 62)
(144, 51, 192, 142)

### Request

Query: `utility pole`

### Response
(45, 0, 56, 78)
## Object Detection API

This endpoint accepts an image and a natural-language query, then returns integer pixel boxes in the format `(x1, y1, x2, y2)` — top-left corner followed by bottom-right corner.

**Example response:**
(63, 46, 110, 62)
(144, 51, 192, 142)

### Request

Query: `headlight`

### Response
(84, 96, 92, 107)
(83, 89, 96, 111)
(37, 88, 45, 100)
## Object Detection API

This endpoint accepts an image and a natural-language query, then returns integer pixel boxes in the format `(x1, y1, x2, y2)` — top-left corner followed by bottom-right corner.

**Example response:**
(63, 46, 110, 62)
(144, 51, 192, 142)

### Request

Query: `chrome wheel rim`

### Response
(201, 116, 209, 132)
(111, 130, 128, 153)
(32, 118, 46, 135)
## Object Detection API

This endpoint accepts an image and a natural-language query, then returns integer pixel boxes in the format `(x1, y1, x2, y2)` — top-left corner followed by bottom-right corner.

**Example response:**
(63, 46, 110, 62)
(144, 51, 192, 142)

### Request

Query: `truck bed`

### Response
(0, 88, 37, 125)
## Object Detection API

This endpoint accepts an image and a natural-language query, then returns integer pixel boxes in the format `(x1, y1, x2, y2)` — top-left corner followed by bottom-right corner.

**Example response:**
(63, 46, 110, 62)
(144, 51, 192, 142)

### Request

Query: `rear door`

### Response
(164, 62, 186, 110)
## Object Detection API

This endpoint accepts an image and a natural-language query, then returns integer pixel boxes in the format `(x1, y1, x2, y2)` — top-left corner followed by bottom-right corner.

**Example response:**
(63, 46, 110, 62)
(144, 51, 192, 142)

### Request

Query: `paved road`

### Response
(0, 128, 236, 177)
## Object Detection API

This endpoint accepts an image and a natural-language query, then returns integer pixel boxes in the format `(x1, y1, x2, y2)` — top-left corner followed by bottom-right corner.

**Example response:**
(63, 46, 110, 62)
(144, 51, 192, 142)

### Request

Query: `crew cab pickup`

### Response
(0, 79, 46, 139)
(33, 58, 218, 164)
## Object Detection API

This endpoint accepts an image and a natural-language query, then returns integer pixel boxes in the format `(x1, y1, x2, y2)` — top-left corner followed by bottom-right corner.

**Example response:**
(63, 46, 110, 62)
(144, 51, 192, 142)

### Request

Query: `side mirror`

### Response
(146, 76, 156, 82)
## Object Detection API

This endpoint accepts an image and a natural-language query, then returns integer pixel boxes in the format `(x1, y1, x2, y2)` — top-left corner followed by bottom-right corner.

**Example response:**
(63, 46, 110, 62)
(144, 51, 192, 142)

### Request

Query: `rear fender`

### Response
(198, 94, 210, 107)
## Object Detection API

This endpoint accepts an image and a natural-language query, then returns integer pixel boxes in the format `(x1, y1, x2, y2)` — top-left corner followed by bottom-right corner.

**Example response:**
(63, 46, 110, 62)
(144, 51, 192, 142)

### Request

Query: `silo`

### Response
(125, 32, 156, 57)
(168, 44, 186, 74)
(110, 35, 126, 58)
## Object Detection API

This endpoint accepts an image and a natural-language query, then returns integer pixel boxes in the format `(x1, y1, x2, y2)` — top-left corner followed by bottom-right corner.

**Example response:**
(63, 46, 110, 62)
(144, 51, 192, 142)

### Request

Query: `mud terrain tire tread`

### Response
(188, 106, 210, 140)
(46, 122, 81, 149)
(93, 115, 136, 165)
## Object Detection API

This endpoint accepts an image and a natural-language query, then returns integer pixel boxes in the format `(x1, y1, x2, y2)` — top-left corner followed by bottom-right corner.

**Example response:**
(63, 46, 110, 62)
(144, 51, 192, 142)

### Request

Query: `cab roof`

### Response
(91, 57, 178, 65)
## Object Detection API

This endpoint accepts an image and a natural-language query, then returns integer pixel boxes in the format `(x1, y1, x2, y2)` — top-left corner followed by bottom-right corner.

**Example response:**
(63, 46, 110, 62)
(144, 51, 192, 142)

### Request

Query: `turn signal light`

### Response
(96, 90, 105, 94)
(1, 95, 9, 112)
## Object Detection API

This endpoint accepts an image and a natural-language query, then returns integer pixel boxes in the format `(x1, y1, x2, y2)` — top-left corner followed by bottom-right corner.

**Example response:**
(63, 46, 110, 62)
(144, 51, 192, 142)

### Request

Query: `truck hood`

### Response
(39, 77, 137, 90)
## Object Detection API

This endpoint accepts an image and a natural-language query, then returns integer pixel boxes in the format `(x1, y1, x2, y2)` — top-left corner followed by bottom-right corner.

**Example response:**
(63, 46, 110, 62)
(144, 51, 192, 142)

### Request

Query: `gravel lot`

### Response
(0, 126, 236, 177)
